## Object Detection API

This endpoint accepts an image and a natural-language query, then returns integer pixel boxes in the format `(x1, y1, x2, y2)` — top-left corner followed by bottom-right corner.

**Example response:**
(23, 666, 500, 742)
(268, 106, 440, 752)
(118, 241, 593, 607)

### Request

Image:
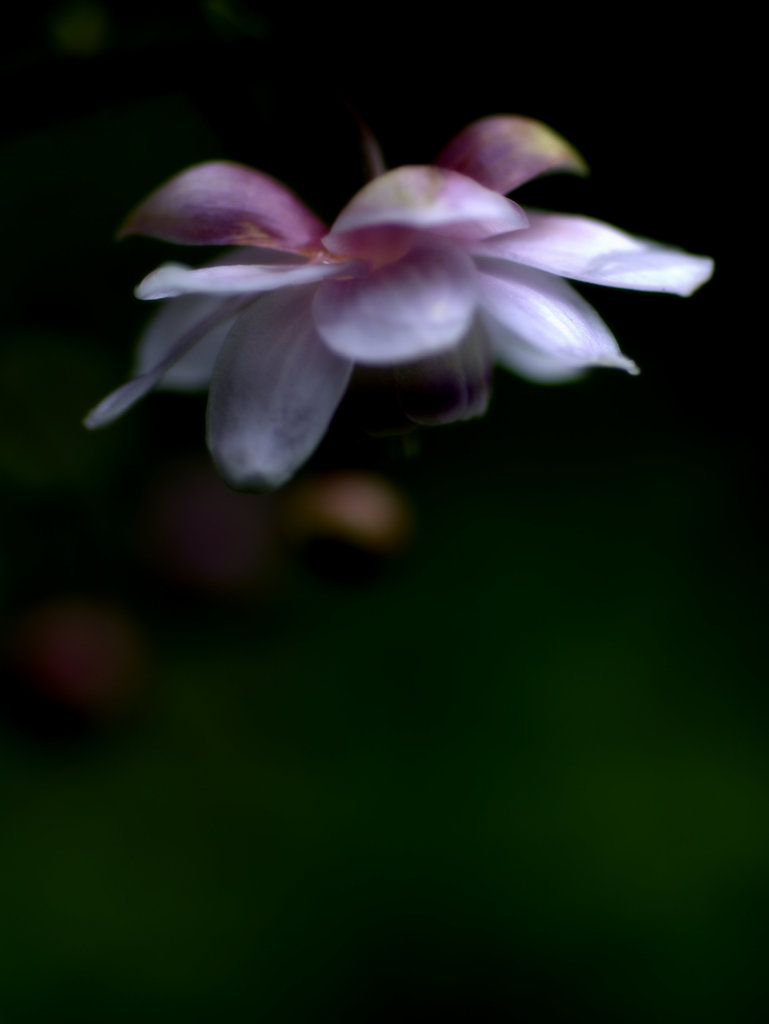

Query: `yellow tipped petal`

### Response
(435, 115, 588, 195)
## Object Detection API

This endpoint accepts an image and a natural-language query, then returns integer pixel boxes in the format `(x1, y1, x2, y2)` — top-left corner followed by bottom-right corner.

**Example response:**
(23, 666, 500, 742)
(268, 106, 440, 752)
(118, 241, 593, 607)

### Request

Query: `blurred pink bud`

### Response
(6, 597, 147, 718)
(136, 458, 284, 596)
(283, 471, 415, 580)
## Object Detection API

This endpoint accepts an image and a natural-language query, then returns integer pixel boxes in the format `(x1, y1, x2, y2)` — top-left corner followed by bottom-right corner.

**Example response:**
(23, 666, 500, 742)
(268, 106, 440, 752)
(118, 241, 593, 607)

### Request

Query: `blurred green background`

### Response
(0, 4, 760, 1022)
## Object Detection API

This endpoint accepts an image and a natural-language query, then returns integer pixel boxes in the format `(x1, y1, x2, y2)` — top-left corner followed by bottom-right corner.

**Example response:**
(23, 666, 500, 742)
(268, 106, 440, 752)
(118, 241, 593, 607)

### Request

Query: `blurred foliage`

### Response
(0, 4, 761, 1023)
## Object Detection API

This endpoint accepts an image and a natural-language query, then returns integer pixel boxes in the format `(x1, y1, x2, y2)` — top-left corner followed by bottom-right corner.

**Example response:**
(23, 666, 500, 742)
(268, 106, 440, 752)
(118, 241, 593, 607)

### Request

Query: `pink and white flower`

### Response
(85, 116, 713, 489)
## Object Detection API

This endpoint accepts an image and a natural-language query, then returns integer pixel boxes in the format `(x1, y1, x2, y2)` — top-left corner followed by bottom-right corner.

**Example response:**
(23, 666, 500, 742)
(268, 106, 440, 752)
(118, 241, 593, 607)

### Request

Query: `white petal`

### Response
(135, 247, 307, 390)
(207, 285, 353, 490)
(476, 258, 639, 380)
(313, 244, 477, 365)
(475, 212, 714, 295)
(84, 297, 248, 428)
(136, 259, 351, 300)
(84, 370, 170, 429)
(486, 342, 586, 384)
(134, 295, 237, 390)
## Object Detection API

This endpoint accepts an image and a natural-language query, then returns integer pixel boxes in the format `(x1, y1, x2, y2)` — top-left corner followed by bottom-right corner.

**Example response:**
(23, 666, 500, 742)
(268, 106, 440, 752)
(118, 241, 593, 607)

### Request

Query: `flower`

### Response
(85, 116, 713, 489)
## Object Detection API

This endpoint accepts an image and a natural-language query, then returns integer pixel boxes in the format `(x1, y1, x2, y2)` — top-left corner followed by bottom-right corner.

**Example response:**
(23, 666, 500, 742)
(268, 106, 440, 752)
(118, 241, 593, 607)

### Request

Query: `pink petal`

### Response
(118, 161, 327, 252)
(207, 285, 352, 490)
(476, 258, 639, 380)
(435, 116, 588, 195)
(323, 165, 527, 255)
(475, 212, 714, 295)
(393, 319, 492, 424)
(135, 259, 351, 300)
(313, 244, 477, 365)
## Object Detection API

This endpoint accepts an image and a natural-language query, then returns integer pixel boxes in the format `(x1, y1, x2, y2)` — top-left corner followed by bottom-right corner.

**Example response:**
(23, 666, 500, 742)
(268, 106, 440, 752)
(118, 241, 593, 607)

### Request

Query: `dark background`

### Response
(1, 3, 761, 1022)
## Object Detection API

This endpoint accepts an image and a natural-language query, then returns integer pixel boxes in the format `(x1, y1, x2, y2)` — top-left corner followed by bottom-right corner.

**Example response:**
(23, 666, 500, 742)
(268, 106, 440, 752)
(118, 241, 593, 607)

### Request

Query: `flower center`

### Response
(323, 225, 417, 270)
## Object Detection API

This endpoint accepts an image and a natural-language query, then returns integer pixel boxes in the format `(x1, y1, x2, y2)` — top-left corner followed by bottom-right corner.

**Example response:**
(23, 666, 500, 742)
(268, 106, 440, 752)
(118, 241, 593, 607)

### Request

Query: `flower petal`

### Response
(118, 161, 327, 251)
(134, 294, 239, 391)
(84, 297, 248, 428)
(207, 285, 353, 490)
(135, 248, 305, 390)
(324, 165, 527, 254)
(313, 244, 477, 365)
(476, 258, 639, 380)
(435, 116, 588, 195)
(475, 212, 714, 295)
(394, 318, 493, 425)
(136, 259, 351, 300)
